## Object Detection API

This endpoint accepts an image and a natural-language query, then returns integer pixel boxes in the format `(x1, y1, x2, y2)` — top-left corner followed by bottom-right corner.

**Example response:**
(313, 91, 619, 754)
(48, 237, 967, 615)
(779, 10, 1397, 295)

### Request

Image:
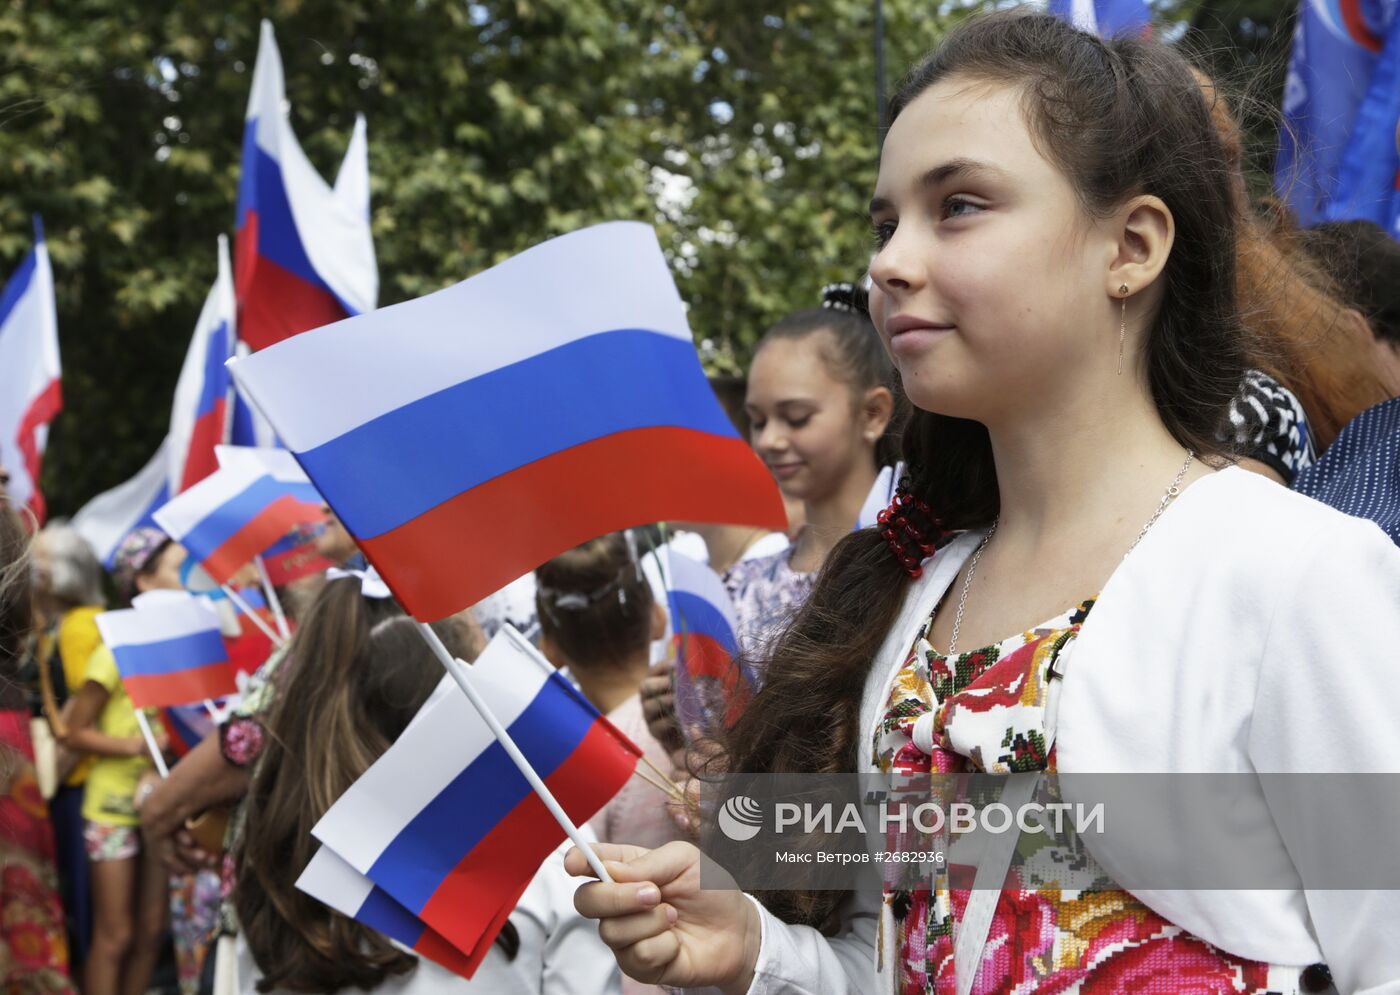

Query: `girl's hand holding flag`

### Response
(565, 840, 760, 993)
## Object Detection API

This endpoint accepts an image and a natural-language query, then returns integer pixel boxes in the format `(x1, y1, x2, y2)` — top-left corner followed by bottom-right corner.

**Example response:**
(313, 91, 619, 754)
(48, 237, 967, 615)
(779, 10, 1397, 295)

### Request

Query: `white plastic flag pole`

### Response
(253, 555, 291, 641)
(221, 585, 286, 648)
(203, 699, 221, 722)
(414, 622, 613, 883)
(134, 711, 170, 778)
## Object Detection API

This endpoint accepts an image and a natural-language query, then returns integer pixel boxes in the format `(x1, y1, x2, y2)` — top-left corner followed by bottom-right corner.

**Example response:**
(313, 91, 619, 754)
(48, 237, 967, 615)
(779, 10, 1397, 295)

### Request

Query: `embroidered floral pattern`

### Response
(874, 597, 1309, 994)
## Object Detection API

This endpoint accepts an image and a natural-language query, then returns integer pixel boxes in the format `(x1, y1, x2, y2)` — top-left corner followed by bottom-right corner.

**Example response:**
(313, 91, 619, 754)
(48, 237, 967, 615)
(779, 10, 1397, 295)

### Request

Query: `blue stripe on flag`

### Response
(180, 475, 318, 560)
(0, 247, 38, 331)
(366, 673, 595, 913)
(111, 629, 228, 678)
(356, 886, 427, 947)
(195, 320, 232, 419)
(668, 590, 738, 651)
(298, 329, 738, 540)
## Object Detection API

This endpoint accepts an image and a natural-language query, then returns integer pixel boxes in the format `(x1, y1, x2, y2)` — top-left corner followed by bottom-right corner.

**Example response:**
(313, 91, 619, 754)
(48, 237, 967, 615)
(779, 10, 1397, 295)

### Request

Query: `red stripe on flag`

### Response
(180, 401, 228, 492)
(361, 427, 786, 621)
(203, 495, 321, 584)
(416, 720, 637, 954)
(124, 661, 240, 709)
(452, 880, 529, 979)
(237, 211, 347, 351)
(16, 378, 61, 525)
(676, 632, 752, 728)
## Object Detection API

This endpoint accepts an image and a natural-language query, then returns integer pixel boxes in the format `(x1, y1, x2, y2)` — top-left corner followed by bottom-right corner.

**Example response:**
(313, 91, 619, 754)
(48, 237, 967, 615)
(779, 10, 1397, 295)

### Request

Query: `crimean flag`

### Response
(297, 846, 501, 979)
(0, 217, 60, 523)
(95, 596, 238, 708)
(168, 237, 237, 493)
(236, 19, 376, 351)
(311, 627, 640, 967)
(228, 222, 788, 622)
(1046, 0, 1150, 36)
(663, 546, 752, 736)
(153, 460, 323, 586)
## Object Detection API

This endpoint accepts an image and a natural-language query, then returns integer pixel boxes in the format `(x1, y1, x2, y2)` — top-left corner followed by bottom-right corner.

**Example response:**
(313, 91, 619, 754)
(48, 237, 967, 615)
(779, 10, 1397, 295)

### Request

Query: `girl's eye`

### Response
(870, 220, 896, 248)
(943, 196, 983, 220)
(786, 416, 812, 430)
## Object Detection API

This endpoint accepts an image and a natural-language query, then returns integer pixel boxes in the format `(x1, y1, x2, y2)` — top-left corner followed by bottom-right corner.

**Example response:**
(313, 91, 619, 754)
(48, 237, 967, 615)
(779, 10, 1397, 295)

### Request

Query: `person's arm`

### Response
(139, 731, 250, 841)
(59, 680, 148, 758)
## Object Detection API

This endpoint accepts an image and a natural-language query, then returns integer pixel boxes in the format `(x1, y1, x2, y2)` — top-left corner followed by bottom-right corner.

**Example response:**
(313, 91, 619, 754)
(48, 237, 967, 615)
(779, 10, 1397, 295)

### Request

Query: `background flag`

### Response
(663, 547, 751, 736)
(0, 216, 61, 523)
(1046, 0, 1151, 36)
(95, 595, 239, 707)
(236, 19, 377, 351)
(1276, 0, 1397, 226)
(168, 237, 237, 494)
(229, 222, 787, 621)
(72, 437, 171, 568)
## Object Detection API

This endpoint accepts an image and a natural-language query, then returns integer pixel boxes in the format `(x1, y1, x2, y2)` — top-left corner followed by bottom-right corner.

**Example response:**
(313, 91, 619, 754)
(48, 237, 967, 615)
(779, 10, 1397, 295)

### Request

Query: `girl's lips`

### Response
(889, 326, 953, 357)
(768, 462, 804, 479)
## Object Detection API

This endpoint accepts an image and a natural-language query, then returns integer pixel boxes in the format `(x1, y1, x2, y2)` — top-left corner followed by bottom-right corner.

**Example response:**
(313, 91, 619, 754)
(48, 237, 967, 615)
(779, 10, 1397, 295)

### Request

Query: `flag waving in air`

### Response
(153, 460, 323, 587)
(94, 595, 238, 708)
(169, 237, 237, 493)
(229, 222, 788, 621)
(312, 627, 639, 968)
(236, 19, 376, 351)
(0, 217, 60, 523)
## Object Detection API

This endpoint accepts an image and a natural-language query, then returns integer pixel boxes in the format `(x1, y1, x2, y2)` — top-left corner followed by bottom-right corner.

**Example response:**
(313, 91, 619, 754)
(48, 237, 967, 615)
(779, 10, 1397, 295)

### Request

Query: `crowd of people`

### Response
(3, 8, 1400, 995)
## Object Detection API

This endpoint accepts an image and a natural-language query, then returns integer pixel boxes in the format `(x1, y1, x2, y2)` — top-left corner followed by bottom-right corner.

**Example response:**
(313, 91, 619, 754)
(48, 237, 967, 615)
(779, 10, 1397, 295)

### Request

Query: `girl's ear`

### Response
(861, 385, 895, 445)
(1107, 194, 1174, 299)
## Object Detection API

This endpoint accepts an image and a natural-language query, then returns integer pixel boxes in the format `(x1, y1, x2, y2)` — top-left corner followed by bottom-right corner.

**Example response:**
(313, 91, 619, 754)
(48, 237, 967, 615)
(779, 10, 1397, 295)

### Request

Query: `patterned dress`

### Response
(872, 596, 1317, 995)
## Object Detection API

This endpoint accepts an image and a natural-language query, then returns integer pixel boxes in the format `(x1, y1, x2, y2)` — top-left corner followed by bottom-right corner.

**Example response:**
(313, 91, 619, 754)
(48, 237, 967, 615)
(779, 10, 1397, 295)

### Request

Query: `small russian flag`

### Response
(663, 547, 752, 735)
(229, 222, 787, 622)
(154, 460, 323, 586)
(312, 627, 640, 965)
(95, 596, 238, 708)
(296, 846, 510, 979)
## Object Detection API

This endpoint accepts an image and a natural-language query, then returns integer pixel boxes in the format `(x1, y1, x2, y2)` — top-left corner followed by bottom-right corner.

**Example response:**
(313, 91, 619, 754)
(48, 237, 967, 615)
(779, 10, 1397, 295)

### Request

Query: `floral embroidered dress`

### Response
(872, 595, 1314, 995)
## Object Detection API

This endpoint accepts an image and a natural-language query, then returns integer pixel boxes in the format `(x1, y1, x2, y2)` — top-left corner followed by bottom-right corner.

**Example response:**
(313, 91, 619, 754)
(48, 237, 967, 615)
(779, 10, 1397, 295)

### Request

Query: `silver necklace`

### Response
(944, 450, 1195, 656)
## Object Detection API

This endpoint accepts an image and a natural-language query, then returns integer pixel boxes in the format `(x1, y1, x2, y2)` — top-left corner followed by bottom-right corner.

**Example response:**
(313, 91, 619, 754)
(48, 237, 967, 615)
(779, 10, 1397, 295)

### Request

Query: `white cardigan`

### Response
(738, 467, 1400, 995)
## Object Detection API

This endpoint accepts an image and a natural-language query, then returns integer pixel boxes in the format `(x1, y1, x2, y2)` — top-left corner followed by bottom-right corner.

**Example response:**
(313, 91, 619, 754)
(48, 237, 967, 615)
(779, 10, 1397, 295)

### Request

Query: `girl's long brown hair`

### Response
(235, 578, 479, 992)
(723, 10, 1253, 932)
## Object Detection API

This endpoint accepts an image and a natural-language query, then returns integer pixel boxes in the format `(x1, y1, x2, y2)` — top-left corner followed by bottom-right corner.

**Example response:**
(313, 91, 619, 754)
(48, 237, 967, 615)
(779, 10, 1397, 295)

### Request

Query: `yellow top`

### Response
(57, 606, 102, 786)
(80, 645, 159, 827)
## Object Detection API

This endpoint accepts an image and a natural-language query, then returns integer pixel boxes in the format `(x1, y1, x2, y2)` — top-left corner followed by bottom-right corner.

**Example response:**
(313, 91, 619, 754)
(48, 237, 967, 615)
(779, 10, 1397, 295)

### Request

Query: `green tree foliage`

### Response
(0, 0, 1290, 515)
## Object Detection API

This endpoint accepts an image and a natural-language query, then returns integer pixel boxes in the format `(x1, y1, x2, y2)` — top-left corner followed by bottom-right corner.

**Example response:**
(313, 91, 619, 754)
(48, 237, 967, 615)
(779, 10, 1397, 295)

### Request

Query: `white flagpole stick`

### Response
(414, 622, 613, 883)
(221, 585, 286, 648)
(135, 711, 170, 778)
(203, 699, 221, 722)
(253, 555, 291, 641)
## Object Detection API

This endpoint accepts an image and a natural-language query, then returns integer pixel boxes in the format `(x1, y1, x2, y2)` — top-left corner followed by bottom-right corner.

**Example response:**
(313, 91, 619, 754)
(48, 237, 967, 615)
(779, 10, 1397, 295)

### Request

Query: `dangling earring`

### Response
(1117, 284, 1129, 376)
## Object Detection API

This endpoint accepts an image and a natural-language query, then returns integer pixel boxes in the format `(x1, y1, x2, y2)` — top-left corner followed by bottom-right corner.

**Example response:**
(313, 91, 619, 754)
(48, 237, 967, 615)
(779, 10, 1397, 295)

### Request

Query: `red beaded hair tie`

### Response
(877, 479, 943, 578)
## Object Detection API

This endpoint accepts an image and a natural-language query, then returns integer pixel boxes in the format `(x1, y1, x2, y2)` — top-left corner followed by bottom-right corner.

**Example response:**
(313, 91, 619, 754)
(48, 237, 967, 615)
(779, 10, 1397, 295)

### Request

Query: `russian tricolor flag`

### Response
(153, 460, 324, 586)
(95, 596, 239, 708)
(297, 846, 493, 979)
(0, 216, 61, 523)
(312, 627, 639, 965)
(663, 547, 752, 734)
(168, 237, 236, 494)
(229, 222, 787, 622)
(236, 20, 376, 351)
